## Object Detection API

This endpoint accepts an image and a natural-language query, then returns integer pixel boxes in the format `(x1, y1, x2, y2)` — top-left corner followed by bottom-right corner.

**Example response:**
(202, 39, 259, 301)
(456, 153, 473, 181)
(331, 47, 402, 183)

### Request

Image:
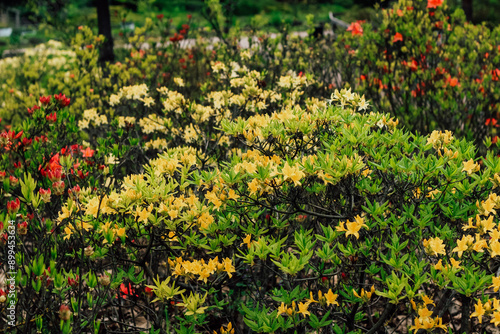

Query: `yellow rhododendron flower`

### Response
(490, 240, 500, 258)
(462, 159, 480, 175)
(491, 276, 500, 292)
(337, 215, 368, 239)
(277, 302, 288, 317)
(248, 178, 260, 196)
(422, 295, 435, 306)
(297, 302, 311, 318)
(63, 226, 74, 240)
(214, 322, 234, 334)
(449, 258, 461, 269)
(223, 258, 236, 278)
(481, 199, 497, 217)
(470, 300, 485, 323)
(473, 234, 488, 253)
(324, 289, 339, 306)
(281, 162, 306, 186)
(423, 237, 446, 256)
(453, 235, 474, 258)
(353, 285, 375, 302)
(240, 234, 252, 247)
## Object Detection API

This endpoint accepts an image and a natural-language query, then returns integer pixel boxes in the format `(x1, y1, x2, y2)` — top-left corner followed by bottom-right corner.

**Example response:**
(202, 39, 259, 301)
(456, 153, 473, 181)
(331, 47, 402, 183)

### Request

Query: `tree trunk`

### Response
(462, 0, 473, 22)
(96, 0, 114, 63)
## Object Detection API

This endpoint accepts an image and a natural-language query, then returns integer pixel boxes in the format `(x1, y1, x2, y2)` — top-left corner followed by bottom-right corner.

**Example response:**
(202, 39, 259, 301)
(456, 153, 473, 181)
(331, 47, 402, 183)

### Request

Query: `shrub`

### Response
(5, 88, 500, 333)
(330, 0, 500, 154)
(3, 2, 500, 332)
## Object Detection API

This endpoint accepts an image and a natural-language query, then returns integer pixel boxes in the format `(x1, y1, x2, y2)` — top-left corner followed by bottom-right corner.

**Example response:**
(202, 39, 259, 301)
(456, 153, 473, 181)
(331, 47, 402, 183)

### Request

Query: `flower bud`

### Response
(84, 246, 94, 257)
(9, 175, 18, 187)
(98, 275, 110, 286)
(39, 188, 51, 203)
(59, 304, 72, 321)
(52, 181, 65, 196)
(17, 221, 28, 235)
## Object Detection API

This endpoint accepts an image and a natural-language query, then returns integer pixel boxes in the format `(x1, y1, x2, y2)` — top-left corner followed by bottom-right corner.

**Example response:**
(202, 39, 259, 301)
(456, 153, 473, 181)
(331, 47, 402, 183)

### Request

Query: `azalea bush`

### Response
(332, 0, 500, 154)
(2, 0, 500, 156)
(5, 88, 500, 333)
(0, 60, 324, 333)
(3, 0, 500, 333)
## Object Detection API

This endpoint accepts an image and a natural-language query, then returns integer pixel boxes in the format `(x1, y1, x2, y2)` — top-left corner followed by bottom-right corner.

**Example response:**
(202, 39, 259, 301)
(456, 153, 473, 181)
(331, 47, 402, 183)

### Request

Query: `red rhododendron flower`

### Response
(21, 137, 32, 147)
(28, 105, 40, 115)
(397, 9, 404, 17)
(68, 185, 81, 199)
(77, 170, 89, 179)
(68, 275, 79, 287)
(492, 69, 500, 81)
(427, 0, 444, 9)
(409, 59, 418, 71)
(40, 95, 51, 105)
(156, 14, 164, 20)
(54, 93, 70, 107)
(46, 112, 57, 123)
(347, 21, 363, 36)
(486, 118, 499, 127)
(7, 198, 20, 215)
(118, 283, 139, 299)
(393, 32, 403, 43)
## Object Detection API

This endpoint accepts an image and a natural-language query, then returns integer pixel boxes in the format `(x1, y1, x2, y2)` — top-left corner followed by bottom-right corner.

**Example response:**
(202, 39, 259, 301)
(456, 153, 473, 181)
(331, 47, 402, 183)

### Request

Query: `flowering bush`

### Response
(3, 1, 500, 333)
(4, 87, 500, 333)
(332, 0, 500, 154)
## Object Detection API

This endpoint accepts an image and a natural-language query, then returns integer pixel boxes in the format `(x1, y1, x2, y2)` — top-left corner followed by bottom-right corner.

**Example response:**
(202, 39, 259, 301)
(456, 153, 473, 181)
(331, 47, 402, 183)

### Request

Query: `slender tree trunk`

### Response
(96, 0, 114, 63)
(462, 0, 473, 22)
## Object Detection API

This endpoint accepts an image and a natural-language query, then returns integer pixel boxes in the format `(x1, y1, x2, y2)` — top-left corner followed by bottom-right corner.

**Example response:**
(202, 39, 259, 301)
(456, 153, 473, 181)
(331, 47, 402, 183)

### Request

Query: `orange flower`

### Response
(444, 75, 459, 88)
(393, 32, 403, 43)
(427, 0, 444, 8)
(347, 21, 363, 36)
(81, 147, 95, 158)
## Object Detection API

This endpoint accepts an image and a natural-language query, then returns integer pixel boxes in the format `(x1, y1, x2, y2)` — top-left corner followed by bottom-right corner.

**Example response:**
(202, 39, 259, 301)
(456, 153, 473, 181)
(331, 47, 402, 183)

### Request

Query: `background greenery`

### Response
(2, 0, 500, 57)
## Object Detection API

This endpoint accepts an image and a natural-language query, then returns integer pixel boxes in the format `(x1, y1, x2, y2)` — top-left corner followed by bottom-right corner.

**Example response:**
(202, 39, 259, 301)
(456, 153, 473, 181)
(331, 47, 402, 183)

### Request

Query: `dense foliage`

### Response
(2, 0, 500, 333)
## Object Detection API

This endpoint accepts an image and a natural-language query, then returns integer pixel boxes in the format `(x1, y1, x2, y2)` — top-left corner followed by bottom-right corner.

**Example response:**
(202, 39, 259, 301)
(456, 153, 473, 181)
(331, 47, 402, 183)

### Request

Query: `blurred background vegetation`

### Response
(0, 0, 498, 57)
